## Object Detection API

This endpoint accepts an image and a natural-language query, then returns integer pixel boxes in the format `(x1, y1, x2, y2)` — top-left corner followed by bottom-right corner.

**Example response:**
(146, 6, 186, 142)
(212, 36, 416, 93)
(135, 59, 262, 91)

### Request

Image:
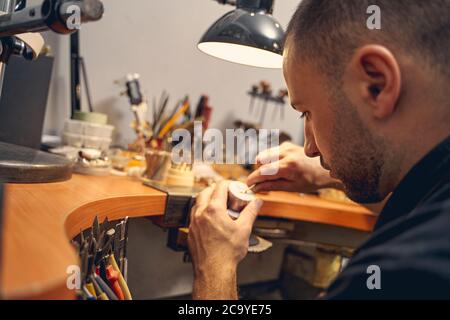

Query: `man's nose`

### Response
(304, 121, 320, 158)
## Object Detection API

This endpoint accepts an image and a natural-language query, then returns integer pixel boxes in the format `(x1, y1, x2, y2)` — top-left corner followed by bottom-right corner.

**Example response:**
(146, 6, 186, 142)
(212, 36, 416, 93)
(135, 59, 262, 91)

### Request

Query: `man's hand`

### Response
(188, 181, 264, 300)
(247, 142, 343, 193)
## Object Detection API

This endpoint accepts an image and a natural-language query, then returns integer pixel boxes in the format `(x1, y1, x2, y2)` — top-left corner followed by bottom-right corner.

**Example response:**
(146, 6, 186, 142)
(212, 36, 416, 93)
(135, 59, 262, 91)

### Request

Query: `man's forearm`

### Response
(192, 265, 238, 300)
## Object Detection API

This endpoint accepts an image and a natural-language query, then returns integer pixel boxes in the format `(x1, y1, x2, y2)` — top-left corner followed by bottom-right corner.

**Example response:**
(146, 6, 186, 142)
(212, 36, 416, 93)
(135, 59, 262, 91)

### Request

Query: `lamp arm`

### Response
(0, 32, 44, 63)
(212, 0, 274, 13)
(213, 0, 237, 6)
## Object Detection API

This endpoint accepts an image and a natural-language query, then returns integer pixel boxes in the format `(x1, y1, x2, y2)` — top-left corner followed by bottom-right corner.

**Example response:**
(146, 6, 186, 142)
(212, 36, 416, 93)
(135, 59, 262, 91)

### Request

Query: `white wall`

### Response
(43, 0, 304, 146)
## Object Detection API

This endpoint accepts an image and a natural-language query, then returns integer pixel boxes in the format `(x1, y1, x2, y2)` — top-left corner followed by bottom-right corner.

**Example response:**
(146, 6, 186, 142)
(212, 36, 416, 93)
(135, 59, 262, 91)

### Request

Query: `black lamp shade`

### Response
(198, 8, 285, 68)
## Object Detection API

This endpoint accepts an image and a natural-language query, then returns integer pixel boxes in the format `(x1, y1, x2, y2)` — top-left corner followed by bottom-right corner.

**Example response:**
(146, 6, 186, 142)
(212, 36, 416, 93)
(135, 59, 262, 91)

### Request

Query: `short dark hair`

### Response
(286, 0, 450, 81)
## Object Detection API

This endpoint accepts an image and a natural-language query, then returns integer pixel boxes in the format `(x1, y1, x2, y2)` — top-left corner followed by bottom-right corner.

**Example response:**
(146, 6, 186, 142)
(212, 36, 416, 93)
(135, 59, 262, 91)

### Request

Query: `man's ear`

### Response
(344, 45, 402, 119)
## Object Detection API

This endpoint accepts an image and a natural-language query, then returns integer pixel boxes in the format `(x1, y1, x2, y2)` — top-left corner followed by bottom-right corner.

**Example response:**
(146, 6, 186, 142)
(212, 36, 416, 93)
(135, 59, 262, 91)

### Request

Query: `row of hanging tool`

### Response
(72, 216, 131, 300)
(248, 81, 288, 125)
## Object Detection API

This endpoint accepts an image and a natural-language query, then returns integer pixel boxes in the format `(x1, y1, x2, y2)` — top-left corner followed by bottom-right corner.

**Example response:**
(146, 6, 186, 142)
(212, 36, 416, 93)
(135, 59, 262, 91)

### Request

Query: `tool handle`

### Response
(94, 273, 118, 300)
(106, 265, 125, 300)
(97, 293, 109, 300)
(85, 282, 97, 298)
(158, 101, 190, 138)
(109, 255, 132, 300)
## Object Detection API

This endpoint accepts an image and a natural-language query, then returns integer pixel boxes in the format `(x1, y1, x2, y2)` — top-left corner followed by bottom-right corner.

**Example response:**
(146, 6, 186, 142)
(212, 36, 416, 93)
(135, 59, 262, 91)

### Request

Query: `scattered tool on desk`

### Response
(75, 149, 111, 176)
(73, 215, 131, 300)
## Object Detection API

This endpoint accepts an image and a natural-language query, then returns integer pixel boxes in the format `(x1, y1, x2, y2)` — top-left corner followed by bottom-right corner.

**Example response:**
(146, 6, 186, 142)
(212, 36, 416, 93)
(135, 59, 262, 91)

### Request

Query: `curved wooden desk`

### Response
(0, 174, 376, 299)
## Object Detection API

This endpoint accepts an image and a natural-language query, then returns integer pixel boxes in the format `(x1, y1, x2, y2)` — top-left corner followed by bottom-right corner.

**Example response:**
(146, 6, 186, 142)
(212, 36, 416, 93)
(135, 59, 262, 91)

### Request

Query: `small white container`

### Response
(63, 119, 114, 151)
(64, 119, 114, 139)
(84, 122, 114, 139)
(64, 120, 85, 135)
(63, 132, 84, 148)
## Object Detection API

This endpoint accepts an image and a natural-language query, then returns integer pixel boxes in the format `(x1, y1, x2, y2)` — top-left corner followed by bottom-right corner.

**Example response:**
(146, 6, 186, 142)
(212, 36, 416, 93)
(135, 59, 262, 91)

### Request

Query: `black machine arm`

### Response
(0, 0, 104, 37)
(0, 0, 104, 184)
(214, 0, 274, 13)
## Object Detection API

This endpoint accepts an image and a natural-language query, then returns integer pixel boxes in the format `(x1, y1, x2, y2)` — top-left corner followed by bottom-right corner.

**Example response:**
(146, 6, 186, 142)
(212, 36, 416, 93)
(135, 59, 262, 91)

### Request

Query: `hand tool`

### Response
(80, 239, 92, 286)
(93, 272, 118, 300)
(89, 275, 108, 300)
(95, 227, 114, 283)
(113, 217, 129, 282)
(85, 282, 97, 298)
(106, 265, 125, 300)
(260, 97, 269, 125)
(271, 89, 288, 121)
(75, 215, 135, 301)
(194, 95, 207, 119)
(244, 184, 257, 194)
(152, 97, 157, 125)
(80, 228, 85, 244)
(259, 81, 272, 125)
(92, 215, 100, 242)
(108, 254, 132, 300)
(102, 227, 131, 300)
(158, 98, 183, 133)
(82, 285, 96, 300)
(248, 85, 259, 115)
(152, 91, 170, 137)
(102, 216, 110, 233)
(158, 98, 190, 139)
(279, 89, 288, 116)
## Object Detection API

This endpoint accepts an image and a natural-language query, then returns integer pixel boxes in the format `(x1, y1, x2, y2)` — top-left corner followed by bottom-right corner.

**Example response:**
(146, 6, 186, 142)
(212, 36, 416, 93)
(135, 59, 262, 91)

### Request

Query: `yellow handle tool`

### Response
(158, 101, 190, 139)
(108, 255, 132, 300)
(86, 282, 97, 298)
(97, 292, 109, 300)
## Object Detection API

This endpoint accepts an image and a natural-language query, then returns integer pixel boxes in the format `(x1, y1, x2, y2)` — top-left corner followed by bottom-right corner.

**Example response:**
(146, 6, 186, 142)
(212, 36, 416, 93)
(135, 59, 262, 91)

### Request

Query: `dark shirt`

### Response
(324, 135, 450, 299)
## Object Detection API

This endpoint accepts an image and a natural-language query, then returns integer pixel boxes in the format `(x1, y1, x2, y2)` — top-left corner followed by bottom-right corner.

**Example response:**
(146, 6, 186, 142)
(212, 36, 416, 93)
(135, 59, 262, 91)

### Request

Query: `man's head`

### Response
(284, 0, 450, 203)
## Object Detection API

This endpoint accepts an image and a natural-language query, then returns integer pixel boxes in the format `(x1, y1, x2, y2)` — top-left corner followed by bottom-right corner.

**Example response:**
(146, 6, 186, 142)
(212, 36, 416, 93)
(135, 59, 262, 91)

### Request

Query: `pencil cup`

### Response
(144, 149, 171, 182)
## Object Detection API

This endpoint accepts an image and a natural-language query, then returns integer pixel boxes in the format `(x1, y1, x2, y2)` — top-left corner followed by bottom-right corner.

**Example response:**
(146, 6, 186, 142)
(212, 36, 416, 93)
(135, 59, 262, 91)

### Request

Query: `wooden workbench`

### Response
(0, 174, 376, 299)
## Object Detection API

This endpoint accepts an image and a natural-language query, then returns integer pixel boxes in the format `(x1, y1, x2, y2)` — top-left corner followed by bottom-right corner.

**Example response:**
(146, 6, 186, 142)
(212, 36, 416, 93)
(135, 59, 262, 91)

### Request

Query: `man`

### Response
(188, 0, 450, 299)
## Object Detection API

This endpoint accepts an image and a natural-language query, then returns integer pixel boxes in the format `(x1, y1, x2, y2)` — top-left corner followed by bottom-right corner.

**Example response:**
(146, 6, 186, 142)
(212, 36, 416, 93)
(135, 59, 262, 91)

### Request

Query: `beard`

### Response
(320, 156, 331, 170)
(327, 90, 387, 204)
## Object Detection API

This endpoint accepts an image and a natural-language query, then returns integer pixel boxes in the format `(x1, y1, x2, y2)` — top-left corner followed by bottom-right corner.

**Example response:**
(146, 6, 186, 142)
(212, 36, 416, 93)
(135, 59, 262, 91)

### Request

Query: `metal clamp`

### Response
(144, 180, 200, 227)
